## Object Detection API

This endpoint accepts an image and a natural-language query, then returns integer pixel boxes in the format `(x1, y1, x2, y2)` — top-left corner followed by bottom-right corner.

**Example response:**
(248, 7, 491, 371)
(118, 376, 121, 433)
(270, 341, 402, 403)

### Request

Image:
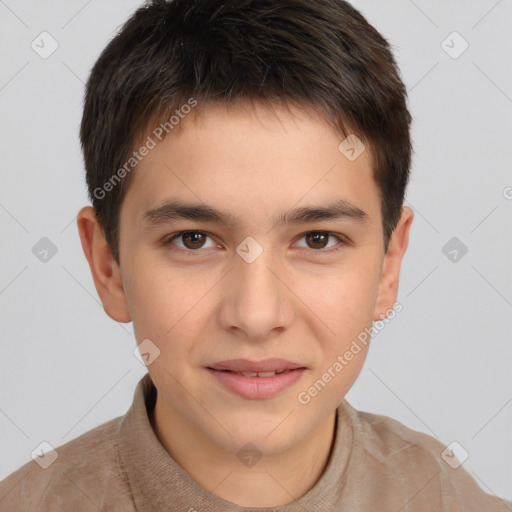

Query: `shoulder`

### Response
(343, 402, 511, 511)
(355, 406, 447, 469)
(0, 416, 134, 512)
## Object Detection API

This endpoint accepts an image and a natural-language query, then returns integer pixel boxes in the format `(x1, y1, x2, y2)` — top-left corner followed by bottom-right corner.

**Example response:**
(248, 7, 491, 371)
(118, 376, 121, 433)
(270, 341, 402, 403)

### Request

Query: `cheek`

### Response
(126, 260, 216, 366)
(303, 259, 381, 400)
(297, 271, 378, 409)
(122, 256, 178, 340)
(312, 262, 381, 335)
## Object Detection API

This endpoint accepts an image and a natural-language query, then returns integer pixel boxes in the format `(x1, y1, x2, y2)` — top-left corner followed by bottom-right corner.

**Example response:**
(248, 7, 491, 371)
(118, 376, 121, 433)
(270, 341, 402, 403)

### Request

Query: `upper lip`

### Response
(207, 358, 306, 373)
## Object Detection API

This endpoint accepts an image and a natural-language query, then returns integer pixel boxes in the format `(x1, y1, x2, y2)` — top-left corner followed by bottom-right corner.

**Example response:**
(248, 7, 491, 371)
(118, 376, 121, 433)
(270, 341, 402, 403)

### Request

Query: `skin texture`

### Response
(77, 101, 413, 507)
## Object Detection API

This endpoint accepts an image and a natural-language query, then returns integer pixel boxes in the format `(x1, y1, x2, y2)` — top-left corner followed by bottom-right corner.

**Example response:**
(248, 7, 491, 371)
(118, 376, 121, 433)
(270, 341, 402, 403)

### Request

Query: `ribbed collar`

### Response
(117, 373, 363, 512)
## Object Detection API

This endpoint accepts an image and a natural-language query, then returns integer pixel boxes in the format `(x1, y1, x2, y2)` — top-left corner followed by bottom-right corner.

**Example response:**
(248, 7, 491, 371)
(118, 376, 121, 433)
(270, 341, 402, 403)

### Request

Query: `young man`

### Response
(0, 0, 509, 510)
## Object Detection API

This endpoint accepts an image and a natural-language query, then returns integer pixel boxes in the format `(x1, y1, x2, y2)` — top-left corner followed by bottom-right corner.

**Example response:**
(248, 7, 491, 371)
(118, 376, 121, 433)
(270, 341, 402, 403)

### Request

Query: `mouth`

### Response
(206, 357, 306, 374)
(207, 368, 297, 377)
(206, 358, 307, 399)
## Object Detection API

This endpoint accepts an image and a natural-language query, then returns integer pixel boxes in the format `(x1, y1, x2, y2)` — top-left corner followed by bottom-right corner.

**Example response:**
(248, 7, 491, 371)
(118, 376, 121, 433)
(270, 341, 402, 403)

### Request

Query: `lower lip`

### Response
(207, 368, 306, 400)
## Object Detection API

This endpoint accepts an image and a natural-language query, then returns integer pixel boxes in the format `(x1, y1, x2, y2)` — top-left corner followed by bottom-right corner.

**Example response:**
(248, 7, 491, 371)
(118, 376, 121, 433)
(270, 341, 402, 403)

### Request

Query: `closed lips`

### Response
(212, 369, 290, 377)
(207, 360, 308, 399)
(206, 358, 307, 375)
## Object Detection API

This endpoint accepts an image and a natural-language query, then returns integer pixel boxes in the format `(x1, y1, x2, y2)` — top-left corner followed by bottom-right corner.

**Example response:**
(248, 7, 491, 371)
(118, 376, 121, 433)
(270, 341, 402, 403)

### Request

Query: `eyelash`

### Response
(162, 230, 348, 254)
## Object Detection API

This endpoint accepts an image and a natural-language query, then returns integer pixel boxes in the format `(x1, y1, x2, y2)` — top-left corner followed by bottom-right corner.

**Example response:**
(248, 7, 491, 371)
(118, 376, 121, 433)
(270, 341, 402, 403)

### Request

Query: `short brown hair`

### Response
(80, 0, 412, 264)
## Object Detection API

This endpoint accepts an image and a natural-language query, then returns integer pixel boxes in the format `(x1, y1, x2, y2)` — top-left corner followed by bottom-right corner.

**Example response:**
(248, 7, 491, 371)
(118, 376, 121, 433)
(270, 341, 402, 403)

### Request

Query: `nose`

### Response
(218, 245, 294, 342)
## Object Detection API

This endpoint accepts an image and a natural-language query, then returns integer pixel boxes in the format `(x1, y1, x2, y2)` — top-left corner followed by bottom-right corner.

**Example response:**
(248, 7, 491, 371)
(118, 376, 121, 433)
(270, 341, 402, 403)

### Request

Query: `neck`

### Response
(149, 396, 337, 508)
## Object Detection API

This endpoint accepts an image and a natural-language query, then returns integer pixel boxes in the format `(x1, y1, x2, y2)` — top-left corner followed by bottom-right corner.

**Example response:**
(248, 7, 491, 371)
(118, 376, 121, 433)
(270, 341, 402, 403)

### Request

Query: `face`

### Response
(94, 101, 411, 455)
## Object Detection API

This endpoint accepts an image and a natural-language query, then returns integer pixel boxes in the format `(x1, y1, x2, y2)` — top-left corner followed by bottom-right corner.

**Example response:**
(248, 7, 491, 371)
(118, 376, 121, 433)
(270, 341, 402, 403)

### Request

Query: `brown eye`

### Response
(295, 231, 346, 252)
(181, 232, 207, 249)
(305, 232, 329, 249)
(165, 231, 215, 250)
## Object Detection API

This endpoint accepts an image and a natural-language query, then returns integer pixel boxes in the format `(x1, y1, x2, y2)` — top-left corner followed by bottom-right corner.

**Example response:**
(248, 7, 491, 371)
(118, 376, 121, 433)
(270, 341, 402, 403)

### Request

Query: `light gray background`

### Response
(1, 0, 511, 501)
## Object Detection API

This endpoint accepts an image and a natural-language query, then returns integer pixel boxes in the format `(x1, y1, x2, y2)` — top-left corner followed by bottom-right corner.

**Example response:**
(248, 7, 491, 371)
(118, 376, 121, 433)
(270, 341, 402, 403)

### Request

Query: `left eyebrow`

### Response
(274, 199, 368, 227)
(141, 198, 369, 230)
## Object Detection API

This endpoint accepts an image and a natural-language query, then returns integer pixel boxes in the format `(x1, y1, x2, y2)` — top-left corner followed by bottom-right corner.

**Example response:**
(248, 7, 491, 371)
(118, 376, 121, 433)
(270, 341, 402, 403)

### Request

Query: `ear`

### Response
(373, 206, 414, 321)
(76, 206, 132, 323)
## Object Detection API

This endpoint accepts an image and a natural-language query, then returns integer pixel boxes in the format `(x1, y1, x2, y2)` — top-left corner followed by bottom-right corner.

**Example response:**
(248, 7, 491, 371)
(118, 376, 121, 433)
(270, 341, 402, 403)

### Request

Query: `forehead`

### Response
(121, 101, 380, 229)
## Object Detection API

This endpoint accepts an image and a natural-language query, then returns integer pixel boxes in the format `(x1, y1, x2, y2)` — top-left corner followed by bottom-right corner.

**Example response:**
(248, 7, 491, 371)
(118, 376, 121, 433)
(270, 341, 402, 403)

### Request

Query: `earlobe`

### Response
(373, 206, 414, 321)
(76, 206, 132, 323)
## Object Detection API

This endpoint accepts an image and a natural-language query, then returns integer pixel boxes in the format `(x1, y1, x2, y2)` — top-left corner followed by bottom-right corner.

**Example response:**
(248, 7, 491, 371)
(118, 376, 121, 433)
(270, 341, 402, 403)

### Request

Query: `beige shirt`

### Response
(0, 373, 509, 511)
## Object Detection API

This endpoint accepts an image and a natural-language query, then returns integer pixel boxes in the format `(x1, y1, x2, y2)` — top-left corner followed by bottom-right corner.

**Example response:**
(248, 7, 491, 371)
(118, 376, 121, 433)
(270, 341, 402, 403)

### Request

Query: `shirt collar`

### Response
(117, 372, 363, 512)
